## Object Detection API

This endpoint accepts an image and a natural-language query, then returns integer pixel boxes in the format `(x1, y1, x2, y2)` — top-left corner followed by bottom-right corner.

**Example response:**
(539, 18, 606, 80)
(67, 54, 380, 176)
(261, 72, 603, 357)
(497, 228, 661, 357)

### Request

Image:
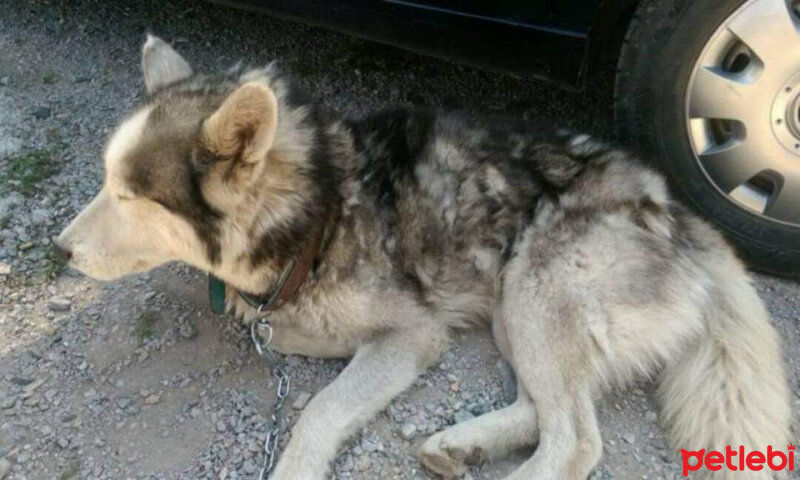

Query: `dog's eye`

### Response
(116, 195, 135, 202)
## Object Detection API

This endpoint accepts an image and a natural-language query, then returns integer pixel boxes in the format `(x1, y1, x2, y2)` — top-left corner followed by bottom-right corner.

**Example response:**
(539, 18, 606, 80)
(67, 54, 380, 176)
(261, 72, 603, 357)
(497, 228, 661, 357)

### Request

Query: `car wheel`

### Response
(615, 0, 800, 277)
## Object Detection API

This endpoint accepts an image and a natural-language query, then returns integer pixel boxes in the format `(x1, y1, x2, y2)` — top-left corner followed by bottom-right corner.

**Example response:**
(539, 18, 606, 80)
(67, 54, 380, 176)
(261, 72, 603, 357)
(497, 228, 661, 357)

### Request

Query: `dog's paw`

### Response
(419, 432, 483, 478)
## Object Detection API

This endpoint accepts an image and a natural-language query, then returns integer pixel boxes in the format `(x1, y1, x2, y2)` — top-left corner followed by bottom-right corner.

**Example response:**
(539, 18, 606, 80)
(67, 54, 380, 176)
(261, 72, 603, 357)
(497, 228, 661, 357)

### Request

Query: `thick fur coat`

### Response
(56, 36, 791, 479)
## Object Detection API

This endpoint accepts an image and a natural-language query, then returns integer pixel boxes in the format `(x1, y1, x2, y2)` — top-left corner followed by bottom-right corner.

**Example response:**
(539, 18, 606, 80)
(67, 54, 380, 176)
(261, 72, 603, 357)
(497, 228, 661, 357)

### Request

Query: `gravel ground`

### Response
(0, 1, 799, 480)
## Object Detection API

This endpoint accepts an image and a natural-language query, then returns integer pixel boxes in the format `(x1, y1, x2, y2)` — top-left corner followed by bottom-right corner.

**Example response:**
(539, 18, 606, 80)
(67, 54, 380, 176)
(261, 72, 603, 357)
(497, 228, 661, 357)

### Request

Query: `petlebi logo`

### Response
(681, 444, 795, 477)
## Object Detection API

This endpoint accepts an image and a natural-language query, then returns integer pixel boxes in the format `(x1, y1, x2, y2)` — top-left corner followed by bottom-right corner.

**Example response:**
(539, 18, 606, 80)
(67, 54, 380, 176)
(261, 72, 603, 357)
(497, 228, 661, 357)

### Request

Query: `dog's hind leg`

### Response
(497, 273, 604, 480)
(419, 380, 538, 477)
(269, 324, 448, 480)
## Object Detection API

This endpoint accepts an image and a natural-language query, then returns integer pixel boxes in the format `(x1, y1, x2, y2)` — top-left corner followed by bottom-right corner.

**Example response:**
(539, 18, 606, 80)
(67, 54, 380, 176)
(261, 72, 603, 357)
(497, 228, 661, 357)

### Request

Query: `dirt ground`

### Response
(1, 1, 799, 479)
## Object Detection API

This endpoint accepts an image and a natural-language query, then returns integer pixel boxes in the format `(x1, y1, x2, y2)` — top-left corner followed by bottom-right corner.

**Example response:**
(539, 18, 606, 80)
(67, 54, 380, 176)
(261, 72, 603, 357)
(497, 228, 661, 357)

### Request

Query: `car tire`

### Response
(615, 0, 800, 277)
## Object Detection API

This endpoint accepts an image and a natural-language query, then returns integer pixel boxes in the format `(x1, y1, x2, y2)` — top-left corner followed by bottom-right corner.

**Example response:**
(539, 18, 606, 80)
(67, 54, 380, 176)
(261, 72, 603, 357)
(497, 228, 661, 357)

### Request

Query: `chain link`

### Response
(250, 318, 290, 480)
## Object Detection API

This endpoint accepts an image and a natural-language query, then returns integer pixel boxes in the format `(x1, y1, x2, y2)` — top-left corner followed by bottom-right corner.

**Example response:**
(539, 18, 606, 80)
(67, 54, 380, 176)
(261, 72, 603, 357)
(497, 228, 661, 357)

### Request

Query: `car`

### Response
(214, 0, 800, 277)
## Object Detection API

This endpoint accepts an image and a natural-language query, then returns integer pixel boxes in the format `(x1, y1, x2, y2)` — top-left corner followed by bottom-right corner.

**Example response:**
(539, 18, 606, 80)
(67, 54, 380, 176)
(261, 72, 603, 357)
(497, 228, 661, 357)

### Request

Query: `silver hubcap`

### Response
(686, 0, 800, 226)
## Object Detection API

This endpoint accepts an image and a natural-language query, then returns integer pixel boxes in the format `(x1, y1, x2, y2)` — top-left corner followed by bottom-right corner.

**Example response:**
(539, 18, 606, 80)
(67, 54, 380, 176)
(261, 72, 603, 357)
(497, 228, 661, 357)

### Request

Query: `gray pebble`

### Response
(400, 423, 417, 440)
(454, 410, 475, 424)
(292, 392, 312, 410)
(47, 297, 71, 312)
(32, 106, 51, 119)
(0, 396, 16, 410)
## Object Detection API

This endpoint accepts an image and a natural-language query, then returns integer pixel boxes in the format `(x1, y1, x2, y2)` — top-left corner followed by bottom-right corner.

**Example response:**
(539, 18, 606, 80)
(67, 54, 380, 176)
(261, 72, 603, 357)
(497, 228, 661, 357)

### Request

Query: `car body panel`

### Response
(211, 0, 632, 87)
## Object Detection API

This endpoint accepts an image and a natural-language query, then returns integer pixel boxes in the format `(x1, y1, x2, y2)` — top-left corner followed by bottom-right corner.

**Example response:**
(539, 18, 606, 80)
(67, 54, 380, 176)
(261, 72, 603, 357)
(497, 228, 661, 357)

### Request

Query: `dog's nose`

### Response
(53, 240, 72, 262)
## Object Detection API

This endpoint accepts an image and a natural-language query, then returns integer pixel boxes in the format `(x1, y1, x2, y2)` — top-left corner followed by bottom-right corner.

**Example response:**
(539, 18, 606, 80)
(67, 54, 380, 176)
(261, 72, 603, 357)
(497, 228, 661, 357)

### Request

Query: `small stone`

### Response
(59, 462, 80, 480)
(454, 410, 475, 424)
(41, 321, 57, 336)
(645, 411, 658, 423)
(10, 376, 34, 386)
(32, 106, 51, 119)
(356, 454, 371, 472)
(622, 432, 636, 444)
(400, 423, 417, 440)
(292, 392, 312, 410)
(57, 437, 70, 449)
(144, 394, 161, 405)
(242, 460, 257, 474)
(179, 323, 198, 339)
(216, 420, 227, 433)
(47, 297, 71, 312)
(0, 396, 16, 409)
(338, 455, 354, 472)
(23, 378, 44, 393)
(0, 262, 10, 275)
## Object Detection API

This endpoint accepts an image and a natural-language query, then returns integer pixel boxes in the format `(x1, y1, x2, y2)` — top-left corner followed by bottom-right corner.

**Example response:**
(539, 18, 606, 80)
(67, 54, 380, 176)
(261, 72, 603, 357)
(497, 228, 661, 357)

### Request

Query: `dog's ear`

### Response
(141, 34, 192, 94)
(202, 82, 278, 165)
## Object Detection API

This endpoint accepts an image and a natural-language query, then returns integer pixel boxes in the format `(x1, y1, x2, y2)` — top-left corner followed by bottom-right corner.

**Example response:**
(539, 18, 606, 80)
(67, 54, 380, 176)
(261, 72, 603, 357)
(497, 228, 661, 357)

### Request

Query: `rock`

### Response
(22, 378, 44, 394)
(0, 396, 16, 409)
(623, 432, 636, 445)
(10, 376, 34, 386)
(361, 435, 381, 452)
(0, 458, 10, 479)
(144, 394, 161, 405)
(645, 411, 658, 423)
(179, 323, 198, 339)
(0, 262, 9, 275)
(338, 454, 354, 473)
(292, 392, 312, 410)
(241, 460, 256, 474)
(57, 437, 70, 449)
(216, 420, 227, 433)
(59, 461, 80, 480)
(47, 297, 71, 312)
(41, 320, 57, 336)
(454, 410, 475, 424)
(32, 106, 51, 119)
(400, 423, 417, 440)
(355, 454, 371, 472)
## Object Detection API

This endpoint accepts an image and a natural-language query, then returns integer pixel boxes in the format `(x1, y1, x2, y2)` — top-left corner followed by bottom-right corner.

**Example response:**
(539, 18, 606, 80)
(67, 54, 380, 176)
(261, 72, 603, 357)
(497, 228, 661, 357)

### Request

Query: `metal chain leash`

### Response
(250, 318, 290, 480)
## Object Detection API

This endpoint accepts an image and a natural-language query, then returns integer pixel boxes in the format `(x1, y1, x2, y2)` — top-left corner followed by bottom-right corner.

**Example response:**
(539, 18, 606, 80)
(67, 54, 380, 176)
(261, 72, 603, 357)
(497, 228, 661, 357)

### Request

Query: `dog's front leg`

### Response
(269, 326, 448, 480)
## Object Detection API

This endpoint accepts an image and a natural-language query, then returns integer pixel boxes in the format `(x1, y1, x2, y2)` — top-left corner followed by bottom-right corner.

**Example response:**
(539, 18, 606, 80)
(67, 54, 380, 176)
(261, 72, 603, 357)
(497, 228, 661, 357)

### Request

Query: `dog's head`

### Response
(56, 35, 322, 286)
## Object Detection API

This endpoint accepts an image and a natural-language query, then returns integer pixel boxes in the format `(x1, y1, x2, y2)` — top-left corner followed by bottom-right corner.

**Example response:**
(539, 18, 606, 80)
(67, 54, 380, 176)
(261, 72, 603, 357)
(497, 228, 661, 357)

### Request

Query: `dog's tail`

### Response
(658, 254, 791, 475)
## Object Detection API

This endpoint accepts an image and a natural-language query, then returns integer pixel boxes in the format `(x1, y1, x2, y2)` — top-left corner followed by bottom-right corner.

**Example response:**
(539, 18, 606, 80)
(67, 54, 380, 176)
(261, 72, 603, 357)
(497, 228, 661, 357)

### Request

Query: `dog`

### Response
(56, 35, 791, 479)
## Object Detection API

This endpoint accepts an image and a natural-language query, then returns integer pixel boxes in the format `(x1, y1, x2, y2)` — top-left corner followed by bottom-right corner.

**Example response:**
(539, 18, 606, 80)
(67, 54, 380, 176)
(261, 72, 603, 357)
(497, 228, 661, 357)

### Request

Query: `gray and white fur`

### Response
(56, 36, 791, 480)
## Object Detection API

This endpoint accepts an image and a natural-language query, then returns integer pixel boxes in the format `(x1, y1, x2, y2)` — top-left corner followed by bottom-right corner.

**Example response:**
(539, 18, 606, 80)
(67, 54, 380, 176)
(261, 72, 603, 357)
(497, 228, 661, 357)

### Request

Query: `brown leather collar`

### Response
(235, 223, 327, 313)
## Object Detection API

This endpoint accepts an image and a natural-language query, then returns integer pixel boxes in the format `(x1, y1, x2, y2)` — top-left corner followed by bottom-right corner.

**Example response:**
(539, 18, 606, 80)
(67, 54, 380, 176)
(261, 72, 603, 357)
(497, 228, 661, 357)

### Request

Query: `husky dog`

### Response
(56, 35, 791, 480)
